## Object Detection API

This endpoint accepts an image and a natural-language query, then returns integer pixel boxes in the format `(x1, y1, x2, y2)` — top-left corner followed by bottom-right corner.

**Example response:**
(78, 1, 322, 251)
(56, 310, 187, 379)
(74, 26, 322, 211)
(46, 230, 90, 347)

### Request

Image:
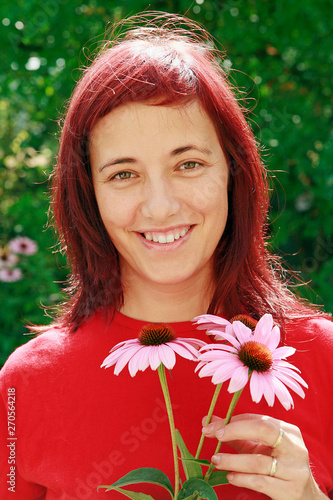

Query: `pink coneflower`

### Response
(196, 314, 307, 410)
(101, 323, 206, 376)
(194, 313, 258, 340)
(9, 237, 38, 255)
(194, 314, 235, 340)
(0, 251, 19, 269)
(0, 267, 23, 282)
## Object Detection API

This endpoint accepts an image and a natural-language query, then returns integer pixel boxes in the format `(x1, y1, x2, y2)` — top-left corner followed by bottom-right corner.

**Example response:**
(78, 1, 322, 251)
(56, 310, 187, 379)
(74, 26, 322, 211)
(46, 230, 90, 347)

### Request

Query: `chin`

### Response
(140, 266, 207, 288)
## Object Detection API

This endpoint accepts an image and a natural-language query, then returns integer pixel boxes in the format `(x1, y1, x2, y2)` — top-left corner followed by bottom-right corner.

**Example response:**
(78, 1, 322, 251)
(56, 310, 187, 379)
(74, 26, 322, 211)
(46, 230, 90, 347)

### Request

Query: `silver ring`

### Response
(269, 457, 278, 477)
(271, 428, 284, 449)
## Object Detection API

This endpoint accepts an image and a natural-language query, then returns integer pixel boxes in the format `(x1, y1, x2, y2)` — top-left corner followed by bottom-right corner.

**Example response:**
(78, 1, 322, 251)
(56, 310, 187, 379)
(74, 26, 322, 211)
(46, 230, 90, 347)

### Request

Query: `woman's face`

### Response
(90, 100, 229, 290)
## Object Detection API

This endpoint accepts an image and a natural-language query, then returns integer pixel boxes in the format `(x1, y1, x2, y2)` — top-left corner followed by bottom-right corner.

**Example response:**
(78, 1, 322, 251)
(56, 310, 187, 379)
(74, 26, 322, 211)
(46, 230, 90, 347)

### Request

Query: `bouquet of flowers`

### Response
(98, 314, 307, 499)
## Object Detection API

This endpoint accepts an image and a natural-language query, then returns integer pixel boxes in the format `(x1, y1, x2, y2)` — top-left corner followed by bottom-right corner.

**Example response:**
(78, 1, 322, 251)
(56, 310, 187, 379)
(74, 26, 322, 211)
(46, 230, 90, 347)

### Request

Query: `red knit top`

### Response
(1, 311, 332, 499)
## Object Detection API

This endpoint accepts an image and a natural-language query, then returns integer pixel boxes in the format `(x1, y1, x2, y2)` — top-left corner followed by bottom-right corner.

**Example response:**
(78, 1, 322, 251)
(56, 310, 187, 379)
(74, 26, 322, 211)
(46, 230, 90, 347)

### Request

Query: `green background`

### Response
(0, 0, 332, 366)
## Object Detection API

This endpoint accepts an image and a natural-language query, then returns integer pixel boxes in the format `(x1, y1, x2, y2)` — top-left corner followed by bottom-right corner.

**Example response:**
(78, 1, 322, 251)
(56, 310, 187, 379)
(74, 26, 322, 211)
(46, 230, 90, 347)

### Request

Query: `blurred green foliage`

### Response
(0, 0, 332, 366)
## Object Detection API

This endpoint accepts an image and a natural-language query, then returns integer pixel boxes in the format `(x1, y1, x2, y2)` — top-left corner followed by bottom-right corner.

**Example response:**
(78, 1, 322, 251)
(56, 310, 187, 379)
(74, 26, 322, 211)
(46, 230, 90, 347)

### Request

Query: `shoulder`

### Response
(0, 311, 122, 390)
(0, 315, 91, 382)
(284, 316, 333, 387)
(0, 327, 69, 389)
(285, 315, 333, 347)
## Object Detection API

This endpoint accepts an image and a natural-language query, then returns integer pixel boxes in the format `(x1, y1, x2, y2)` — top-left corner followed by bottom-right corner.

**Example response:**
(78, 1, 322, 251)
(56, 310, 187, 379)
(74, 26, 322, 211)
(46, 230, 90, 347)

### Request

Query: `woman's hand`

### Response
(202, 413, 328, 500)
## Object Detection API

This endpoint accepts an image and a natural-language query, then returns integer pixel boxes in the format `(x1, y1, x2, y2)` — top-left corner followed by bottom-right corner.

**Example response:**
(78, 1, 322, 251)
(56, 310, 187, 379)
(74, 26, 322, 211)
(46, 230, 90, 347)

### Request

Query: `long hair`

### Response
(50, 12, 323, 332)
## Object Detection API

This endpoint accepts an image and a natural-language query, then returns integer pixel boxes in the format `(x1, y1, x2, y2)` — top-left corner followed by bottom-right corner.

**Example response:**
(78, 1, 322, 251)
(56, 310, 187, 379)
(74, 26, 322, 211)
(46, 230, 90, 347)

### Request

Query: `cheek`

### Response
(189, 179, 228, 217)
(96, 192, 136, 234)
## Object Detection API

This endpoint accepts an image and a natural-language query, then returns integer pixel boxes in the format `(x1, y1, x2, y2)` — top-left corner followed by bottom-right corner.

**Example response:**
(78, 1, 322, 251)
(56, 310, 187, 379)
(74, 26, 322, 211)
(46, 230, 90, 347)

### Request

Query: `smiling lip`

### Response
(136, 225, 194, 249)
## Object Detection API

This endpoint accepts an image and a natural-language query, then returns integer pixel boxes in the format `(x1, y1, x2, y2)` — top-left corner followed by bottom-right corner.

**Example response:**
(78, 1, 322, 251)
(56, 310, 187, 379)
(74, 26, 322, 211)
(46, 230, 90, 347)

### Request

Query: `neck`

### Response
(120, 273, 215, 323)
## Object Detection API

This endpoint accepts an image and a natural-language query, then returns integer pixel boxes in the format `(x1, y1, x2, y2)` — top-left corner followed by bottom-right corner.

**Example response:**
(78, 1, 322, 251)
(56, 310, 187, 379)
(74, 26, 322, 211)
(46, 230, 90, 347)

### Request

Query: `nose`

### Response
(140, 177, 180, 221)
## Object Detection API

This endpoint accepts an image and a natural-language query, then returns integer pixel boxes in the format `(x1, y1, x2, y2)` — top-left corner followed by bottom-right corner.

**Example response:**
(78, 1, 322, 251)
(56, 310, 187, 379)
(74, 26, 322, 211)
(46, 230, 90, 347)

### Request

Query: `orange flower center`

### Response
(230, 315, 258, 331)
(238, 341, 273, 372)
(139, 324, 176, 346)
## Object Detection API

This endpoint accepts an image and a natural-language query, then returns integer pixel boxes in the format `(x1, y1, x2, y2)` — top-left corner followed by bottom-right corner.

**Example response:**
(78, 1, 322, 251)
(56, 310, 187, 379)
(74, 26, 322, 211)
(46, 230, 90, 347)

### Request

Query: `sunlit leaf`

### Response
(97, 485, 154, 499)
(177, 478, 218, 499)
(207, 470, 229, 486)
(175, 429, 203, 479)
(97, 468, 174, 498)
(181, 458, 210, 467)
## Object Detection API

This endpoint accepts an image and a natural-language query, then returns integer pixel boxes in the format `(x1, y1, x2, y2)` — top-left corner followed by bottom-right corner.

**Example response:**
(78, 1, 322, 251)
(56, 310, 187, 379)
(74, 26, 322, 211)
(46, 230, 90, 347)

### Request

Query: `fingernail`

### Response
(211, 455, 220, 465)
(216, 428, 224, 439)
(202, 424, 213, 434)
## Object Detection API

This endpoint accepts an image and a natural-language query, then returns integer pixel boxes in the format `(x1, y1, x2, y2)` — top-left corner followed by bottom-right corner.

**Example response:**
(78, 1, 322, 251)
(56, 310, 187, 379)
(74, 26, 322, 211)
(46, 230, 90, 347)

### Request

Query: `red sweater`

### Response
(1, 311, 333, 499)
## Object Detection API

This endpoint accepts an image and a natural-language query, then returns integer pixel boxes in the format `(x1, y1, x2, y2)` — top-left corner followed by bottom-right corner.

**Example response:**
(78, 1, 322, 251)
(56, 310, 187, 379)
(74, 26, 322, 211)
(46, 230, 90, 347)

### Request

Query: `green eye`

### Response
(113, 171, 134, 180)
(179, 161, 200, 170)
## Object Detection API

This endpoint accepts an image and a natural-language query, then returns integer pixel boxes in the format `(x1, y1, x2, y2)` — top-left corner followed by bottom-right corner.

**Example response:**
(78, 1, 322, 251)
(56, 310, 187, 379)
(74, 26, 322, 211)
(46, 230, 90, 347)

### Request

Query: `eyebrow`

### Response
(99, 157, 136, 173)
(98, 145, 212, 173)
(170, 145, 212, 157)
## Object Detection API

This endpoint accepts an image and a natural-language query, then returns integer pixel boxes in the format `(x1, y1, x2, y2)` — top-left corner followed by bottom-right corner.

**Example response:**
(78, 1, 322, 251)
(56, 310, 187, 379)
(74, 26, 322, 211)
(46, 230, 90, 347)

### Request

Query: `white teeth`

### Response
(142, 227, 190, 244)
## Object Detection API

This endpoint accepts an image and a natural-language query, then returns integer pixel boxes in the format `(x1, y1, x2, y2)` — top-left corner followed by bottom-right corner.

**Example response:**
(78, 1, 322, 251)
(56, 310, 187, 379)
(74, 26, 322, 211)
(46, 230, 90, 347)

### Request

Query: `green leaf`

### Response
(97, 486, 155, 499)
(178, 492, 200, 500)
(175, 430, 203, 480)
(207, 470, 229, 487)
(97, 468, 174, 498)
(181, 458, 210, 467)
(177, 478, 218, 500)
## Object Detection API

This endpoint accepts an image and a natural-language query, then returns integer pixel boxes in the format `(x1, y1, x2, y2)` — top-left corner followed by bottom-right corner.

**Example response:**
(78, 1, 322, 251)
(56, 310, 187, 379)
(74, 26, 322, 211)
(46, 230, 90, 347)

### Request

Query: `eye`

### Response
(111, 171, 136, 181)
(178, 161, 202, 171)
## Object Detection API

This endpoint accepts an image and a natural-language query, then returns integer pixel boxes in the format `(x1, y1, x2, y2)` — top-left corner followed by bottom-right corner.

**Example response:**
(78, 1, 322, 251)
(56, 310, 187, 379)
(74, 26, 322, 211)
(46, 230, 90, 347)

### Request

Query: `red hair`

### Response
(50, 13, 324, 332)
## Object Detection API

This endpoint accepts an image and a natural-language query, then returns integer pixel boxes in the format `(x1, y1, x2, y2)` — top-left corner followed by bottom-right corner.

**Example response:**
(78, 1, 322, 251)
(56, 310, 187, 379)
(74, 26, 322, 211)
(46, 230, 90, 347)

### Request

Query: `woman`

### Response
(0, 13, 332, 500)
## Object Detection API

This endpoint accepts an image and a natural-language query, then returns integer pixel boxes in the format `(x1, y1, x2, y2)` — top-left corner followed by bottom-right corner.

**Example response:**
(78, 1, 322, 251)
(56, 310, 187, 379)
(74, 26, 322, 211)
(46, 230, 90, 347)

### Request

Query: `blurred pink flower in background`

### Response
(0, 252, 19, 269)
(9, 236, 38, 255)
(0, 268, 23, 282)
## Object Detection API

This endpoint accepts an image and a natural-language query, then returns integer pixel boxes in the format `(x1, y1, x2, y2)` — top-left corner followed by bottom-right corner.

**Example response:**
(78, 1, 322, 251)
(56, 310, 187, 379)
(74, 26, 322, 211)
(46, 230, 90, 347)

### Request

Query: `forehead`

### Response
(89, 100, 219, 154)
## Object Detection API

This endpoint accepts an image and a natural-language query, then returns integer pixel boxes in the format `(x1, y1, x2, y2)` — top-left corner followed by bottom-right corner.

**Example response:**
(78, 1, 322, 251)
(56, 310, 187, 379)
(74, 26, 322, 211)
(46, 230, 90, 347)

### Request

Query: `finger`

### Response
(228, 413, 281, 425)
(201, 414, 222, 427)
(212, 453, 309, 481)
(201, 416, 274, 455)
(202, 416, 224, 437)
(227, 414, 305, 450)
(201, 415, 281, 449)
(215, 417, 285, 449)
(202, 413, 280, 440)
(211, 453, 292, 480)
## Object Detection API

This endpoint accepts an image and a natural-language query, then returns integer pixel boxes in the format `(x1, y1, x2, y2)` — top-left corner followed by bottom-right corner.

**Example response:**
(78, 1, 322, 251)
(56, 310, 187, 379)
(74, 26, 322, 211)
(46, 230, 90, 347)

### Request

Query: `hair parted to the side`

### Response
(50, 11, 324, 333)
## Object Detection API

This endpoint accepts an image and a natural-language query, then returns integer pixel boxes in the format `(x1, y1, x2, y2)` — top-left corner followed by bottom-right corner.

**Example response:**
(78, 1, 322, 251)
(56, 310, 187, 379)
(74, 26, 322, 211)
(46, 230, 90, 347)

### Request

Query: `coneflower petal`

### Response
(265, 325, 281, 351)
(158, 344, 176, 370)
(228, 365, 249, 393)
(211, 359, 243, 385)
(272, 346, 296, 360)
(270, 375, 294, 410)
(207, 330, 241, 348)
(250, 371, 265, 404)
(232, 321, 252, 345)
(113, 346, 143, 375)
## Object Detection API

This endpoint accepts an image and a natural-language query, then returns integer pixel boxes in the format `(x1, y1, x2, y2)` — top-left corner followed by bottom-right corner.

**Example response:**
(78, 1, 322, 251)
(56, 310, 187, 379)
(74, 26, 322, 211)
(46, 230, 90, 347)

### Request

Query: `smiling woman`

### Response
(0, 11, 332, 500)
(89, 101, 229, 320)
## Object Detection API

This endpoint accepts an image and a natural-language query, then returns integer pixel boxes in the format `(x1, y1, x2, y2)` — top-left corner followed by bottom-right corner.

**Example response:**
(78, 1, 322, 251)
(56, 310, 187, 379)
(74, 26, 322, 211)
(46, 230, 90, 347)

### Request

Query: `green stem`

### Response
(158, 364, 179, 500)
(195, 383, 223, 460)
(204, 387, 244, 481)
